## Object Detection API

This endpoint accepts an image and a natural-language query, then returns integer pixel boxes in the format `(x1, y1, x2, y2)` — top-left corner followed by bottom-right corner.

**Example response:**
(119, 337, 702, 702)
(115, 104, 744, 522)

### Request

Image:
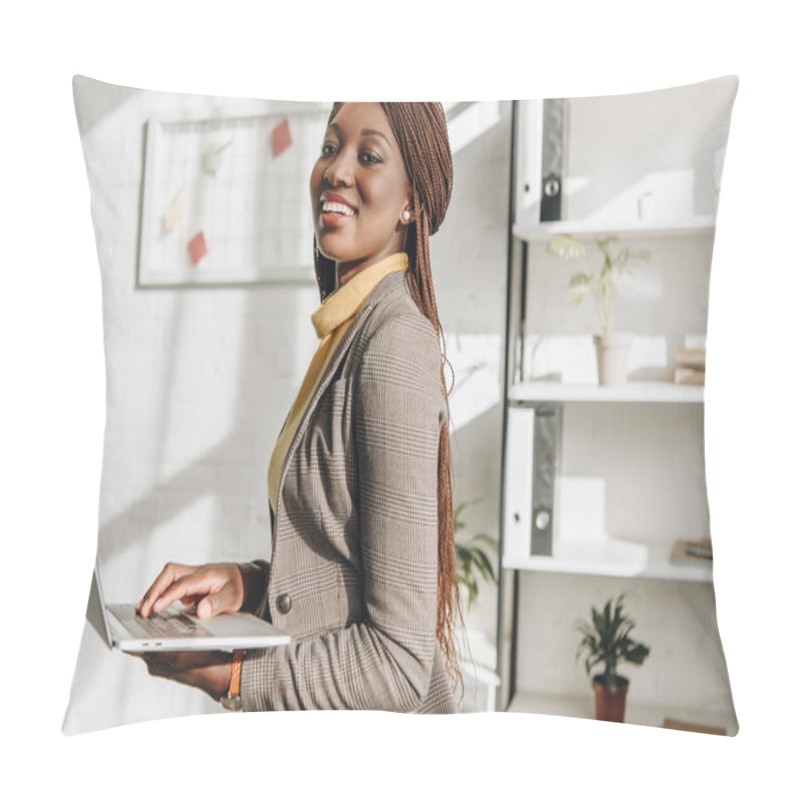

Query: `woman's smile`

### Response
(319, 190, 358, 227)
(310, 102, 412, 283)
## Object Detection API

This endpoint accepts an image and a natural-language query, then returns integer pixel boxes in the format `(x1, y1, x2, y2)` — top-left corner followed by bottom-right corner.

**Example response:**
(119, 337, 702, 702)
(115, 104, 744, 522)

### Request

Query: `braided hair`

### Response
(312, 102, 463, 684)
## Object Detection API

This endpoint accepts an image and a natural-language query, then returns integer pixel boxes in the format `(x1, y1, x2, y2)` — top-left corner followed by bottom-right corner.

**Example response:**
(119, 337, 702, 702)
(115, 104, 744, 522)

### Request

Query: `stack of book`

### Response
(670, 538, 713, 565)
(674, 345, 706, 385)
(663, 717, 727, 736)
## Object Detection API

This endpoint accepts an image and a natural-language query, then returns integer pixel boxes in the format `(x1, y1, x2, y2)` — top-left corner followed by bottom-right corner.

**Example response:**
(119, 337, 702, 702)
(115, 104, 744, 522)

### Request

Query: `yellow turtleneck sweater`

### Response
(267, 251, 409, 513)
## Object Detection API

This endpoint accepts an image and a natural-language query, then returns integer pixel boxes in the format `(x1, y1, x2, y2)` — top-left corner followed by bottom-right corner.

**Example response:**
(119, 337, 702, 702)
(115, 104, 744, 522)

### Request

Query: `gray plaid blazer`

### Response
(240, 269, 458, 713)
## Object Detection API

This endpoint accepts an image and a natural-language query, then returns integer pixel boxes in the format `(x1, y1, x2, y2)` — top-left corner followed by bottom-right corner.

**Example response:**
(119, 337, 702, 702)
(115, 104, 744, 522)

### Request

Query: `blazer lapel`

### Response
(273, 270, 407, 518)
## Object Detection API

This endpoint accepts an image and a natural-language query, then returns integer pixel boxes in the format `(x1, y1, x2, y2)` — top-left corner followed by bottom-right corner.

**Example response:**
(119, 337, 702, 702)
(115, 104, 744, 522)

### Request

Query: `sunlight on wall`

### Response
(444, 332, 502, 431)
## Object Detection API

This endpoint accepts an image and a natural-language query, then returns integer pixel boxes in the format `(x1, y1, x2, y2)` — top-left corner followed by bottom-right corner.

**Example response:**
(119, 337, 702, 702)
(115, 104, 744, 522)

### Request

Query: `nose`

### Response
(323, 149, 355, 187)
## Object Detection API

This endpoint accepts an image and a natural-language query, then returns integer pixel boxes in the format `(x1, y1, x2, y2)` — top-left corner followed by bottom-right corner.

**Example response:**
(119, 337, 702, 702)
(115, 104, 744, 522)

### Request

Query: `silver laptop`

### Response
(87, 563, 290, 652)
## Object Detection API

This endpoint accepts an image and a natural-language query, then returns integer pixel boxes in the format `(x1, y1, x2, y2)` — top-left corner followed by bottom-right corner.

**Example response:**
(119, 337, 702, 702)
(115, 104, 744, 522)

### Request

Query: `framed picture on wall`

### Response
(138, 106, 329, 286)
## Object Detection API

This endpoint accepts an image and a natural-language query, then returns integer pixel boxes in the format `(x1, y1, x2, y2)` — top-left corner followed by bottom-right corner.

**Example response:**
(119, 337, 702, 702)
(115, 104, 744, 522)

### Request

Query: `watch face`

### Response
(220, 693, 243, 711)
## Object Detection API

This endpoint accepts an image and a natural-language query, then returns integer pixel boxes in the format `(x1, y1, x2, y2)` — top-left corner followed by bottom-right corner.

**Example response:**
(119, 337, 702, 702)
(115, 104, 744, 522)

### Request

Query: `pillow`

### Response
(64, 75, 738, 735)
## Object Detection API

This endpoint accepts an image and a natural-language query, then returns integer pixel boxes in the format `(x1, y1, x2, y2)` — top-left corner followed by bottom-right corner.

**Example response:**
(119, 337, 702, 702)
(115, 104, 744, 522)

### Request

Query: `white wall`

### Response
(564, 77, 736, 225)
(434, 100, 511, 677)
(64, 83, 511, 730)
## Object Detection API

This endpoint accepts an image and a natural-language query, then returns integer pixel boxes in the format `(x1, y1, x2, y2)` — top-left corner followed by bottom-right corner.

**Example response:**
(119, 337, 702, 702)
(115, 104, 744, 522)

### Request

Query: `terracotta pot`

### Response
(593, 332, 633, 386)
(592, 675, 629, 723)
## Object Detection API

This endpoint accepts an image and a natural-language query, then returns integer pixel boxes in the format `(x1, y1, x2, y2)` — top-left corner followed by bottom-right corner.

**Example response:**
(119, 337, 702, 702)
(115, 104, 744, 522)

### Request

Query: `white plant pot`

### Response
(593, 332, 633, 386)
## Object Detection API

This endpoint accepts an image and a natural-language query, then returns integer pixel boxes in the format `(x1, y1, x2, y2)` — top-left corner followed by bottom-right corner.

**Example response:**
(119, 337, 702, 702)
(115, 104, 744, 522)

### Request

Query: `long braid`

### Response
(313, 102, 463, 688)
(406, 201, 461, 682)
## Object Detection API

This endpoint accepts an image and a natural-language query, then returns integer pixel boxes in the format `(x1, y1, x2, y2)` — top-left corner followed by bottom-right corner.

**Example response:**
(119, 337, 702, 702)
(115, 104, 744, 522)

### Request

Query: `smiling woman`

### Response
(134, 101, 462, 713)
(311, 104, 416, 287)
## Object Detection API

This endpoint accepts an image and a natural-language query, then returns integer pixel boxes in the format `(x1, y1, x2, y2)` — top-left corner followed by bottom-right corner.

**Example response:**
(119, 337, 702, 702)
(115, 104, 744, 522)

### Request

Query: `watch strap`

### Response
(220, 650, 244, 711)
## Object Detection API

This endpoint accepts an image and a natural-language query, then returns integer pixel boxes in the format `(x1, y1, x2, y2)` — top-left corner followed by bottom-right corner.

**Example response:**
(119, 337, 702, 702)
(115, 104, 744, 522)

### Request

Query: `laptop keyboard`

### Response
(109, 605, 211, 639)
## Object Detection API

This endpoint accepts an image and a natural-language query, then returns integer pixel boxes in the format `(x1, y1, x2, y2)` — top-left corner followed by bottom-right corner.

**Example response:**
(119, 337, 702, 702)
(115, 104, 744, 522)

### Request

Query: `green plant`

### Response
(547, 233, 650, 336)
(576, 594, 650, 695)
(453, 500, 497, 611)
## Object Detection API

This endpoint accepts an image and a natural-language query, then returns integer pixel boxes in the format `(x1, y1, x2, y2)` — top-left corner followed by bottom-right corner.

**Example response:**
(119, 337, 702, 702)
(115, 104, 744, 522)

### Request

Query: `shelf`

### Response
(503, 539, 713, 582)
(513, 217, 716, 242)
(507, 690, 737, 735)
(508, 381, 704, 404)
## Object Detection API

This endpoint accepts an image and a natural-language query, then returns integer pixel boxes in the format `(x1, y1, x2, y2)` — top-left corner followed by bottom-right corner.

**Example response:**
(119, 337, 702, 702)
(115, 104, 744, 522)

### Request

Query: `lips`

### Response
(320, 192, 357, 216)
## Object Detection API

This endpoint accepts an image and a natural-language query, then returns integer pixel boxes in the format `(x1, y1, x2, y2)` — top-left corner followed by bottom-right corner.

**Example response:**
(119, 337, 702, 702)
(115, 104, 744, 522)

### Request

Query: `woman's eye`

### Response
(319, 143, 380, 164)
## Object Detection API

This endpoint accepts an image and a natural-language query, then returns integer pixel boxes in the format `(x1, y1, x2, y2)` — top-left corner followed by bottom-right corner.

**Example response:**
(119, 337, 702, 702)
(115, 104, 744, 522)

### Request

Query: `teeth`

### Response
(322, 201, 355, 216)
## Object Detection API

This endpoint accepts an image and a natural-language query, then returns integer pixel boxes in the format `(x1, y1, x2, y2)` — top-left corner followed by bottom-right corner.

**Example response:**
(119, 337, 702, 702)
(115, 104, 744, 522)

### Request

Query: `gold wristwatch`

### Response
(220, 650, 243, 711)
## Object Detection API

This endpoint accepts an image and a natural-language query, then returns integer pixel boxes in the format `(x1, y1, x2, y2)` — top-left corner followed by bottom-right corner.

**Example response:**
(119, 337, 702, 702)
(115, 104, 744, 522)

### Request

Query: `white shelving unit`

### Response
(513, 216, 716, 242)
(503, 539, 713, 583)
(508, 381, 703, 405)
(495, 87, 738, 733)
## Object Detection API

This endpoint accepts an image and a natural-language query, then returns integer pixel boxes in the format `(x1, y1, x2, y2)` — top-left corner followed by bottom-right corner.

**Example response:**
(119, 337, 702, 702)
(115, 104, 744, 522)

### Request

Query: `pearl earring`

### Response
(403, 210, 411, 222)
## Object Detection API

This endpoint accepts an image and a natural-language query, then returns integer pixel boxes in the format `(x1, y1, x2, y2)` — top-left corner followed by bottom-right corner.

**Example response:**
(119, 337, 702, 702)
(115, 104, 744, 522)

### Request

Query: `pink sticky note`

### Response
(188, 231, 208, 266)
(272, 119, 293, 157)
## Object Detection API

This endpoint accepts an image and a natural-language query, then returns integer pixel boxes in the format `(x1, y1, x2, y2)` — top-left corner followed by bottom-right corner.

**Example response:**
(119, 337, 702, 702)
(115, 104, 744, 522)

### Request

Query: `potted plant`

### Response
(575, 594, 650, 723)
(453, 499, 497, 612)
(547, 233, 649, 386)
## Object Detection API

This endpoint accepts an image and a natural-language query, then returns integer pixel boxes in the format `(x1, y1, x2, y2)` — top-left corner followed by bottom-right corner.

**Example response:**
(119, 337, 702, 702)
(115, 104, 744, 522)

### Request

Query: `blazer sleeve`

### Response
(239, 312, 447, 711)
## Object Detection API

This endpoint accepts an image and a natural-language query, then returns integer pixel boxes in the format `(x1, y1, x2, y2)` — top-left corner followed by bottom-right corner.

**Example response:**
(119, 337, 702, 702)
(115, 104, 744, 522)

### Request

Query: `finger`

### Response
(196, 590, 225, 619)
(149, 651, 220, 666)
(142, 650, 226, 671)
(137, 563, 195, 617)
(141, 563, 201, 615)
(141, 653, 169, 677)
(180, 595, 201, 612)
(196, 577, 242, 619)
(142, 651, 185, 667)
(137, 563, 181, 615)
(145, 660, 165, 677)
(142, 653, 188, 679)
(151, 570, 223, 615)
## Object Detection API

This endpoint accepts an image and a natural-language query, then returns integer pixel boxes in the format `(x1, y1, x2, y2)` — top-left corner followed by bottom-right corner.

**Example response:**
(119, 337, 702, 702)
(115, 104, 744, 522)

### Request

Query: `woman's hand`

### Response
(138, 651, 233, 701)
(136, 561, 265, 619)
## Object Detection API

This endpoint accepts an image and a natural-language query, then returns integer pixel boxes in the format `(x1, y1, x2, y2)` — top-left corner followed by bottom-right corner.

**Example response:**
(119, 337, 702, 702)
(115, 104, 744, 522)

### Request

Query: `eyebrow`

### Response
(328, 122, 392, 148)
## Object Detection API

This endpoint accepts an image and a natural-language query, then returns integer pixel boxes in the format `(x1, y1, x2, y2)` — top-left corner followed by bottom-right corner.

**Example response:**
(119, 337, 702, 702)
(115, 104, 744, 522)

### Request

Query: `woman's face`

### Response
(310, 102, 413, 282)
